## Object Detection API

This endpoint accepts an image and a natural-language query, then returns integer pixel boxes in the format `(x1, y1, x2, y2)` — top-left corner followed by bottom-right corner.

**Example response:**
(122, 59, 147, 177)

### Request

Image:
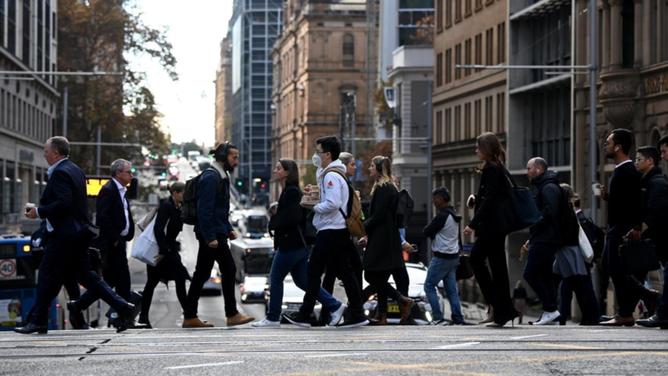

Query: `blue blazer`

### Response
(38, 159, 90, 238)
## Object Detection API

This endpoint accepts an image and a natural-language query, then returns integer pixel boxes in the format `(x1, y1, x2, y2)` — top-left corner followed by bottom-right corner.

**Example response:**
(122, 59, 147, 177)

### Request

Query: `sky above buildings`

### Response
(129, 0, 234, 147)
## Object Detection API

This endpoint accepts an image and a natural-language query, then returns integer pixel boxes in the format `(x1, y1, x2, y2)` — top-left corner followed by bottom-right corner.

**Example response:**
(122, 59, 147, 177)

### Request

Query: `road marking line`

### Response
(305, 353, 368, 359)
(510, 334, 548, 340)
(164, 360, 244, 370)
(435, 342, 481, 349)
(534, 343, 602, 350)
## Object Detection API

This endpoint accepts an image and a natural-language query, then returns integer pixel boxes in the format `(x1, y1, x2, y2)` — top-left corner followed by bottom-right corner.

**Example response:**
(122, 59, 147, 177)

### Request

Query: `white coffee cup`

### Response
(592, 183, 602, 197)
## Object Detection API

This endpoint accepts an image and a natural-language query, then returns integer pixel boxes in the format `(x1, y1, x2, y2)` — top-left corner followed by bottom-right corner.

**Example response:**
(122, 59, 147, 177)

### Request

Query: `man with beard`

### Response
(182, 142, 254, 328)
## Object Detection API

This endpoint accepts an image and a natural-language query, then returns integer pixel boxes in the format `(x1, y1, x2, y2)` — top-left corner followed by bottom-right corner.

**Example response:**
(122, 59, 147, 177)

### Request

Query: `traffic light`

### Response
(235, 178, 245, 190)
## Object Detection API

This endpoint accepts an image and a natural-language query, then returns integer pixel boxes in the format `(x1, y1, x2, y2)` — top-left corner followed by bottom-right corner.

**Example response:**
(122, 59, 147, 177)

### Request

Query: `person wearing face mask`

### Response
(137, 182, 191, 328)
(283, 136, 368, 328)
(182, 142, 254, 328)
(321, 152, 363, 295)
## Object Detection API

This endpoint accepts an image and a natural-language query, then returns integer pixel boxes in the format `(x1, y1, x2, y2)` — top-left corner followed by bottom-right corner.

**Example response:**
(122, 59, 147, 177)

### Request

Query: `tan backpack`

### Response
(321, 168, 366, 237)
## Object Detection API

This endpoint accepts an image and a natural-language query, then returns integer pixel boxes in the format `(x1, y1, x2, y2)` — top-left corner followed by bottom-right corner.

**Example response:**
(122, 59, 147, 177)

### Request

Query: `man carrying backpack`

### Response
(284, 136, 368, 328)
(182, 142, 254, 328)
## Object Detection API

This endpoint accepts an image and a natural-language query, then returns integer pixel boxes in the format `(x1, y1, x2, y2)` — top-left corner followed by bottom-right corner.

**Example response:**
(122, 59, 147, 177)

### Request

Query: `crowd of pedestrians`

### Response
(15, 130, 668, 334)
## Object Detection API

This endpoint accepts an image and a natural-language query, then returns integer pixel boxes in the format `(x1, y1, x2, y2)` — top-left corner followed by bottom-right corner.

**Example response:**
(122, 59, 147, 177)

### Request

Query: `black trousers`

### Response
(362, 265, 409, 301)
(322, 242, 363, 294)
(559, 274, 600, 324)
(364, 270, 403, 314)
(604, 225, 648, 317)
(140, 263, 188, 321)
(470, 232, 514, 318)
(185, 235, 238, 319)
(523, 242, 559, 312)
(32, 232, 129, 326)
(299, 229, 363, 318)
(78, 240, 131, 310)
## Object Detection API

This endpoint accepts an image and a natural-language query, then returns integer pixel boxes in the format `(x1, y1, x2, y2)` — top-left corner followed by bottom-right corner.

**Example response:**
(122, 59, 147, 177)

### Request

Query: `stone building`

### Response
(271, 0, 377, 189)
(431, 0, 508, 234)
(214, 36, 233, 146)
(0, 0, 58, 231)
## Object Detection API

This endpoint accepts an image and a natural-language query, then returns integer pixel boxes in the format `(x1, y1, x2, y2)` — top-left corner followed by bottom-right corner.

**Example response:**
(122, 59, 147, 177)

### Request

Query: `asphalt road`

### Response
(1, 325, 666, 375)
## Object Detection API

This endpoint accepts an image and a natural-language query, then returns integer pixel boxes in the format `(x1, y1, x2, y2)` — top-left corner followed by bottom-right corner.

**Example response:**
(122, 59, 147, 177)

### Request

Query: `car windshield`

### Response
(246, 215, 268, 234)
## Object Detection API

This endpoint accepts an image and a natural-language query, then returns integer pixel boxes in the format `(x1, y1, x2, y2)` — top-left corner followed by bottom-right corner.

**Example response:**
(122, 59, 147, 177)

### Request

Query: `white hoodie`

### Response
(312, 159, 349, 231)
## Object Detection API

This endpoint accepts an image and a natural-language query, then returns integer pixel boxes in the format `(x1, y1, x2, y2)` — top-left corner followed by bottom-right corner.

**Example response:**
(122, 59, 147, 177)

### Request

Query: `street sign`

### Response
(384, 87, 396, 109)
(0, 259, 17, 280)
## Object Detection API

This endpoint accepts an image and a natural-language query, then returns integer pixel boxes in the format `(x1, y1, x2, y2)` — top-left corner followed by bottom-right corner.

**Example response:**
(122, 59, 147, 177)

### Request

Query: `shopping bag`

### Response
(578, 224, 594, 263)
(131, 217, 159, 266)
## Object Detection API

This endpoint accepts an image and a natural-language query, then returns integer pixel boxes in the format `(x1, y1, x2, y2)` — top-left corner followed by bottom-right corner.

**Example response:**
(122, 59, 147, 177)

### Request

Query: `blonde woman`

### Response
(360, 156, 414, 324)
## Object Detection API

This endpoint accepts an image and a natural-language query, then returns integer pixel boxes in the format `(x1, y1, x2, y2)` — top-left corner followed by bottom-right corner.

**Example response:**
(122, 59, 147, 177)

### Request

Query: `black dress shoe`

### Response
(67, 301, 90, 330)
(14, 323, 47, 334)
(636, 314, 668, 329)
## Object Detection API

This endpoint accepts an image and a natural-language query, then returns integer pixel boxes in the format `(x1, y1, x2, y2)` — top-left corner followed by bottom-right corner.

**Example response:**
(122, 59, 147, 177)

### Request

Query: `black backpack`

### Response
(396, 189, 414, 228)
(181, 168, 224, 225)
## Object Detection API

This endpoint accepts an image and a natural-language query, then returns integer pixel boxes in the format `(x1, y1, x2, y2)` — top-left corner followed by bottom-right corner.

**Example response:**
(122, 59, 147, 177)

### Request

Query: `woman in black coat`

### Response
(138, 182, 190, 328)
(463, 132, 517, 327)
(361, 156, 413, 324)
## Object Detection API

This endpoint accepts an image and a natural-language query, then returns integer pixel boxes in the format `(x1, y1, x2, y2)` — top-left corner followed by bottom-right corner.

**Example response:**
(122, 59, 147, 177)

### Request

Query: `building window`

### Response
(485, 96, 493, 131)
(464, 39, 472, 76)
(475, 33, 482, 71)
(8, 0, 16, 54)
(445, 108, 452, 143)
(445, 0, 453, 28)
(22, 0, 30, 66)
(436, 0, 443, 31)
(445, 48, 452, 83)
(464, 102, 471, 139)
(436, 110, 443, 144)
(465, 0, 472, 17)
(398, 2, 435, 45)
(496, 92, 505, 133)
(486, 28, 493, 65)
(497, 22, 506, 63)
(455, 44, 462, 79)
(436, 52, 443, 86)
(474, 99, 481, 136)
(0, 0, 4, 48)
(622, 0, 635, 68)
(342, 34, 354, 67)
(455, 0, 462, 23)
(454, 105, 462, 141)
(475, 0, 483, 11)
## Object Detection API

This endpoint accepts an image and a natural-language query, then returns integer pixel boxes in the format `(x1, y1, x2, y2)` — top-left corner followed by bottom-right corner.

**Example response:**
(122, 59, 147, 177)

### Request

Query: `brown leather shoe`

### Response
(227, 313, 254, 327)
(182, 318, 214, 328)
(369, 314, 388, 326)
(399, 296, 415, 322)
(599, 315, 635, 327)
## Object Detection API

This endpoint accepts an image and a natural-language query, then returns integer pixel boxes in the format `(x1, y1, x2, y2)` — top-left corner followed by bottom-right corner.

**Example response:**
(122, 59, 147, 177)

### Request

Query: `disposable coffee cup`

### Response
(25, 203, 36, 213)
(592, 183, 602, 197)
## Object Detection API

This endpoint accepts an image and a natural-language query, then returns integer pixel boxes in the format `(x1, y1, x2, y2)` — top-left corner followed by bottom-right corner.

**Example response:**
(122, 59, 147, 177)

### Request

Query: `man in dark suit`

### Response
(70, 159, 136, 327)
(16, 137, 134, 334)
(599, 129, 657, 326)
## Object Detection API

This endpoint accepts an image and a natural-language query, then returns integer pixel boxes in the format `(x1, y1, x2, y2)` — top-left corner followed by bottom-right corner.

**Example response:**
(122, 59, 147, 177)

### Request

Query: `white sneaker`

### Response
(251, 318, 280, 328)
(534, 310, 560, 325)
(329, 303, 347, 326)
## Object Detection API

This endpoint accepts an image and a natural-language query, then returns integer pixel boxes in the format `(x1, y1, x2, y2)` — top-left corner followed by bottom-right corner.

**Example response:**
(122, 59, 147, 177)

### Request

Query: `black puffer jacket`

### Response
(529, 170, 562, 244)
(363, 183, 403, 272)
(640, 167, 668, 261)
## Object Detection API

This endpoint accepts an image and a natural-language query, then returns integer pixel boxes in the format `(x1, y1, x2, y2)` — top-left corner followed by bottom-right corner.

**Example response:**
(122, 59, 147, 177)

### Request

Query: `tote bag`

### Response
(131, 217, 160, 266)
(578, 224, 594, 263)
(496, 170, 542, 235)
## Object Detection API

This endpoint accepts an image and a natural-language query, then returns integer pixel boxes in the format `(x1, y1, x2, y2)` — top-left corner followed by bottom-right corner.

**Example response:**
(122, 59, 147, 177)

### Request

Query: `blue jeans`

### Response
(266, 248, 341, 322)
(424, 256, 463, 322)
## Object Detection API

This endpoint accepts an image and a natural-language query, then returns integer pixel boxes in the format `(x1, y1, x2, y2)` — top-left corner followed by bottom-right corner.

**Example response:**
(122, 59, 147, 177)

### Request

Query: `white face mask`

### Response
(312, 153, 321, 168)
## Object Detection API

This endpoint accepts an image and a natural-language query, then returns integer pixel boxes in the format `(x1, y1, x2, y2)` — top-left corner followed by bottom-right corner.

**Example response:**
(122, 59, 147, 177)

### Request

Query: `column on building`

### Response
(658, 0, 665, 60)
(634, 0, 643, 67)
(642, 0, 653, 64)
(400, 83, 412, 155)
(609, 0, 623, 68)
(601, 0, 611, 71)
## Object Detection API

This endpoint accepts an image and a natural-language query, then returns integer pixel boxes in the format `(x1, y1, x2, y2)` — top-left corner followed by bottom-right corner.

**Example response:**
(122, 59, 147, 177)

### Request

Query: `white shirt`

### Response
(312, 160, 349, 231)
(615, 159, 633, 169)
(432, 214, 460, 255)
(112, 178, 130, 237)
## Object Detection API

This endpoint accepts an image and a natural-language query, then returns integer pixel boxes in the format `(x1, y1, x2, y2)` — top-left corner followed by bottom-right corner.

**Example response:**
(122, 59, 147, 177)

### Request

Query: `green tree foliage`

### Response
(58, 0, 177, 174)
